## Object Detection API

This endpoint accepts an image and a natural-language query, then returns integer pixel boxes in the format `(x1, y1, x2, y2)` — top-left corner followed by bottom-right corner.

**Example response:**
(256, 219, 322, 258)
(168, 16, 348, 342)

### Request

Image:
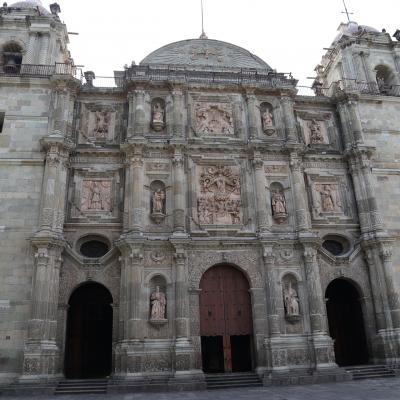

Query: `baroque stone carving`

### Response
(271, 188, 288, 224)
(195, 103, 234, 135)
(150, 286, 167, 321)
(283, 281, 300, 317)
(314, 184, 342, 213)
(81, 180, 112, 211)
(197, 165, 242, 225)
(150, 189, 166, 224)
(308, 119, 325, 144)
(92, 110, 111, 138)
(151, 100, 165, 132)
(261, 103, 275, 135)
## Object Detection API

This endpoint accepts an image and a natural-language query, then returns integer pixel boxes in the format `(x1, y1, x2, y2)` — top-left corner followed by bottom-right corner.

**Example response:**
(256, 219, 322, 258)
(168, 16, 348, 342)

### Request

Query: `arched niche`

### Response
(282, 273, 301, 320)
(150, 180, 166, 224)
(270, 181, 288, 224)
(374, 64, 397, 94)
(151, 97, 166, 132)
(2, 42, 23, 73)
(149, 274, 167, 322)
(260, 102, 275, 135)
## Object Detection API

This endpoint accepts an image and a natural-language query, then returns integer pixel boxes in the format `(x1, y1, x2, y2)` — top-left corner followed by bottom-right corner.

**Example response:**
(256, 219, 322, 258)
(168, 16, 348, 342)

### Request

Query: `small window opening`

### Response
(0, 112, 5, 133)
(80, 240, 109, 258)
(323, 240, 344, 256)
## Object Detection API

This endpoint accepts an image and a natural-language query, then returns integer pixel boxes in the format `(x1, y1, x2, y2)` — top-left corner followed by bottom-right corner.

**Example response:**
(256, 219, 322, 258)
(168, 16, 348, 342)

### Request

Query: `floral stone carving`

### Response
(81, 180, 112, 211)
(197, 165, 242, 225)
(195, 103, 234, 135)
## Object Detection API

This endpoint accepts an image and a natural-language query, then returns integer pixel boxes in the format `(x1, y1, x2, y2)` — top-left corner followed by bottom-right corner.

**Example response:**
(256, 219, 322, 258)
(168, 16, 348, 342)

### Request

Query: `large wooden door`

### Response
(200, 265, 253, 372)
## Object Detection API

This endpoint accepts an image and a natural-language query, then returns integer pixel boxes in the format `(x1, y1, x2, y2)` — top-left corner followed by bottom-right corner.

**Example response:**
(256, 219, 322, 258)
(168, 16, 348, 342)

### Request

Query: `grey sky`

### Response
(41, 0, 399, 91)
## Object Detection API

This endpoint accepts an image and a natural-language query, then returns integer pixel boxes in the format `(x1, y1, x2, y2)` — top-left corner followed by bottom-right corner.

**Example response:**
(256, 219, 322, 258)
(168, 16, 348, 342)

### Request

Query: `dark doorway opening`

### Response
(326, 279, 369, 366)
(64, 282, 113, 378)
(200, 265, 254, 373)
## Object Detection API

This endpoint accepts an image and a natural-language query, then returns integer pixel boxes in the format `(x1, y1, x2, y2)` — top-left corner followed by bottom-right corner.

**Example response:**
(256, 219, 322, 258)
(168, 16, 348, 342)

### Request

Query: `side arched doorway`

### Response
(326, 279, 369, 366)
(199, 264, 253, 373)
(64, 282, 113, 378)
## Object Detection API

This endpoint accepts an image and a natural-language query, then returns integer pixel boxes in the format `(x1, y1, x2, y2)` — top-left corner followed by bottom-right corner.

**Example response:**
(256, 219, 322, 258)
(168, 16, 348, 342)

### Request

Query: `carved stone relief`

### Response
(260, 102, 276, 135)
(81, 180, 112, 212)
(151, 99, 165, 132)
(314, 183, 342, 214)
(197, 165, 242, 225)
(282, 275, 300, 318)
(297, 113, 331, 146)
(92, 110, 111, 139)
(195, 103, 234, 135)
(307, 119, 326, 144)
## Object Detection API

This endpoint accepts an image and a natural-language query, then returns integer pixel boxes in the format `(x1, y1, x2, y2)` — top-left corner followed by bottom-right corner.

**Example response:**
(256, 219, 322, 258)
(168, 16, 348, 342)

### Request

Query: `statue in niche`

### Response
(81, 180, 111, 211)
(150, 188, 166, 224)
(150, 286, 166, 320)
(308, 119, 325, 144)
(151, 101, 165, 131)
(320, 184, 336, 212)
(284, 281, 300, 317)
(93, 110, 111, 138)
(261, 107, 275, 135)
(197, 166, 242, 225)
(271, 189, 287, 223)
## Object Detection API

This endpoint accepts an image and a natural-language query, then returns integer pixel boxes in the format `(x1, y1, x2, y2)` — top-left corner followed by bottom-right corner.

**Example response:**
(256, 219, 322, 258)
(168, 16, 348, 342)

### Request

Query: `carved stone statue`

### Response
(93, 110, 111, 138)
(151, 101, 165, 131)
(261, 107, 275, 135)
(152, 189, 165, 213)
(150, 189, 166, 224)
(320, 185, 335, 212)
(284, 282, 300, 316)
(150, 286, 166, 320)
(314, 183, 342, 214)
(271, 189, 287, 224)
(308, 119, 324, 144)
(197, 166, 242, 225)
(81, 180, 111, 211)
(195, 103, 234, 135)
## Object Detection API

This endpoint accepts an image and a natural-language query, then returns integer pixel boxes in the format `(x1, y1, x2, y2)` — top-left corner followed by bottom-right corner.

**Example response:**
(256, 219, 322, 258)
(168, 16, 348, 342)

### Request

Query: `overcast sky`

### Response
(41, 0, 399, 91)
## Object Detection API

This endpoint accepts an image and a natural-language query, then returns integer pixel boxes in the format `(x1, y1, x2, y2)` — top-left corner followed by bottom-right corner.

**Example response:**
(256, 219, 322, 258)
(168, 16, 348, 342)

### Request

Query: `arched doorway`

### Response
(199, 264, 253, 373)
(326, 279, 369, 366)
(64, 282, 113, 378)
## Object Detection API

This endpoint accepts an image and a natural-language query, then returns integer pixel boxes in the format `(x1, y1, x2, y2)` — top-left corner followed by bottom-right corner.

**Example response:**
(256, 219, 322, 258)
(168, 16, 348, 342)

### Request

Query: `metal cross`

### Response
(200, 0, 208, 39)
(341, 0, 354, 22)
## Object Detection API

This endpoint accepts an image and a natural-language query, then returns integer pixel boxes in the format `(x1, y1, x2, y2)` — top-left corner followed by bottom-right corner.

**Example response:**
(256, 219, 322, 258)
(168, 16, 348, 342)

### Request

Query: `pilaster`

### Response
(253, 155, 270, 233)
(172, 148, 186, 235)
(281, 96, 298, 142)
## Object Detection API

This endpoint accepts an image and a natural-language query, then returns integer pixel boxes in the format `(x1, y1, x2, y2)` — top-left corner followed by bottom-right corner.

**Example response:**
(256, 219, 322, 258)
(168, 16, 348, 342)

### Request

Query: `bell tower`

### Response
(0, 1, 71, 71)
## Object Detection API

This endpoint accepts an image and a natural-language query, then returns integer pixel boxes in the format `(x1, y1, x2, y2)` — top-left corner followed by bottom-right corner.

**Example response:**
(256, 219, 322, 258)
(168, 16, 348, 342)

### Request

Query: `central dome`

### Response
(140, 38, 271, 70)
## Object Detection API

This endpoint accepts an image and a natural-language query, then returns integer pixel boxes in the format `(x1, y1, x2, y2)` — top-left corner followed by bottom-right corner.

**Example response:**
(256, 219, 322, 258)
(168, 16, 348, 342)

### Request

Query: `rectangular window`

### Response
(0, 112, 5, 133)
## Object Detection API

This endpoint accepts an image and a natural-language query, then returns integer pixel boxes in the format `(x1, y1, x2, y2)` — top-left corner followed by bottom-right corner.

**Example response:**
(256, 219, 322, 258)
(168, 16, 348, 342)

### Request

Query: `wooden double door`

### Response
(200, 265, 253, 373)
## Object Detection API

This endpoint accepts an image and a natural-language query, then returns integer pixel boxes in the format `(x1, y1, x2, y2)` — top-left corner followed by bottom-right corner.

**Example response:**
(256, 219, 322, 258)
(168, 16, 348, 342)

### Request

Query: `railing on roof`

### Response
(0, 62, 82, 79)
(320, 79, 400, 98)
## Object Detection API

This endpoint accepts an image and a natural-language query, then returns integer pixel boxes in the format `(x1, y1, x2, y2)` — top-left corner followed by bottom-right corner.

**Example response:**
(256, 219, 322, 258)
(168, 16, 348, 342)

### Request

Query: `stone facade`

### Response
(0, 2, 400, 391)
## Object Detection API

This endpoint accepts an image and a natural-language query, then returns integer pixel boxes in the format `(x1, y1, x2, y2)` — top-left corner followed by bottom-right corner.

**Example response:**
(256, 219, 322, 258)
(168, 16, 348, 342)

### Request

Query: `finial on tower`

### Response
(199, 0, 208, 39)
(341, 0, 354, 23)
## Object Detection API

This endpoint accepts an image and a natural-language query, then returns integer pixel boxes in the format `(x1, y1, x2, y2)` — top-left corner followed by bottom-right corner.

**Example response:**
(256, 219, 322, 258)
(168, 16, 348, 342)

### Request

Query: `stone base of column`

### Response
(312, 333, 337, 370)
(19, 341, 60, 382)
(371, 329, 400, 364)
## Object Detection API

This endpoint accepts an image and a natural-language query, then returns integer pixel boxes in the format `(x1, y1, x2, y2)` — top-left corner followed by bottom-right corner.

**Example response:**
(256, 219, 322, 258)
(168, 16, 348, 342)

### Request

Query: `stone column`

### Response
(263, 251, 280, 336)
(281, 96, 297, 142)
(346, 99, 364, 144)
(302, 244, 336, 369)
(337, 101, 353, 149)
(173, 249, 194, 375)
(127, 91, 135, 138)
(289, 153, 310, 231)
(38, 33, 50, 65)
(22, 241, 64, 380)
(133, 90, 146, 136)
(122, 145, 144, 234)
(172, 89, 184, 137)
(253, 158, 270, 233)
(172, 149, 186, 234)
(25, 33, 38, 64)
(246, 93, 260, 139)
(38, 137, 72, 235)
(359, 51, 376, 84)
(379, 244, 400, 330)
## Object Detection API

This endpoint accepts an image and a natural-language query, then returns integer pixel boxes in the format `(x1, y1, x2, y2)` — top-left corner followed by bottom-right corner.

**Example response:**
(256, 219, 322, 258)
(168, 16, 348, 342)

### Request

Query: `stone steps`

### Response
(345, 365, 396, 380)
(54, 379, 109, 395)
(205, 372, 263, 389)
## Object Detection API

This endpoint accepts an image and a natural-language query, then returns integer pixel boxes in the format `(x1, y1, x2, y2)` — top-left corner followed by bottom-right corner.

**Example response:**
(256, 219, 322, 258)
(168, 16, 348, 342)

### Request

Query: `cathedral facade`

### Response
(0, 1, 400, 391)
